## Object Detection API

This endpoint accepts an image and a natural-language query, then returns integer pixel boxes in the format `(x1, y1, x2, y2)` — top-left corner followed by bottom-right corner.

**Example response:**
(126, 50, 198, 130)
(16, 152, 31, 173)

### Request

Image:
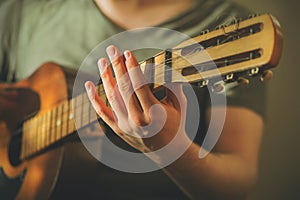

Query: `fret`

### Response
(74, 94, 83, 129)
(61, 101, 69, 138)
(98, 85, 107, 107)
(89, 97, 97, 123)
(27, 119, 34, 157)
(55, 104, 63, 141)
(36, 117, 42, 151)
(50, 106, 57, 144)
(45, 110, 51, 147)
(141, 57, 155, 90)
(164, 49, 173, 83)
(82, 93, 90, 127)
(153, 54, 165, 86)
(41, 113, 46, 150)
(30, 117, 37, 156)
(68, 99, 76, 134)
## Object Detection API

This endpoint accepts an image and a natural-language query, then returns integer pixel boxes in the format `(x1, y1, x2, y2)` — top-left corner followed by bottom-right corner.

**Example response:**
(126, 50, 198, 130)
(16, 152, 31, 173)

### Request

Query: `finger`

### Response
(106, 45, 142, 115)
(85, 81, 116, 126)
(98, 58, 127, 121)
(124, 50, 157, 111)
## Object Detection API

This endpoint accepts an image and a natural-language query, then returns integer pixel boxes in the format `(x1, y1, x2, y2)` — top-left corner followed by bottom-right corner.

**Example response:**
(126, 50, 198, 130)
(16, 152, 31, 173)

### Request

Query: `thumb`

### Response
(165, 83, 187, 110)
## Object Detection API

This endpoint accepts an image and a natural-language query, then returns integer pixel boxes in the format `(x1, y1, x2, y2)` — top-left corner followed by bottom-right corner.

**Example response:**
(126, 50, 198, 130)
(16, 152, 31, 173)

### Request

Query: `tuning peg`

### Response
(260, 70, 273, 82)
(200, 29, 209, 35)
(237, 77, 250, 85)
(215, 24, 225, 30)
(212, 82, 225, 94)
(198, 80, 209, 87)
(225, 73, 234, 82)
(248, 13, 260, 19)
(249, 67, 260, 76)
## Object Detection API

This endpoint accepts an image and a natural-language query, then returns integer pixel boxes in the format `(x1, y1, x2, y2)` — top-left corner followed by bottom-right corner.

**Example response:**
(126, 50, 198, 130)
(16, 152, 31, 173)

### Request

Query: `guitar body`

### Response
(0, 63, 103, 199)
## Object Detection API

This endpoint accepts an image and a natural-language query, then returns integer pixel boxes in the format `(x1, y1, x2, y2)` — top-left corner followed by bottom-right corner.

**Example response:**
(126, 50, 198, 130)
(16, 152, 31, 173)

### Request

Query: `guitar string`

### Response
(20, 27, 252, 135)
(18, 30, 254, 157)
(19, 53, 252, 138)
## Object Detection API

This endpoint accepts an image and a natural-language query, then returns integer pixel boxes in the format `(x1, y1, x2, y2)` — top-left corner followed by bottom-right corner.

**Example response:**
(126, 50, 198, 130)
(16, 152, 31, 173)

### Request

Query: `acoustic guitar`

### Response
(0, 14, 283, 199)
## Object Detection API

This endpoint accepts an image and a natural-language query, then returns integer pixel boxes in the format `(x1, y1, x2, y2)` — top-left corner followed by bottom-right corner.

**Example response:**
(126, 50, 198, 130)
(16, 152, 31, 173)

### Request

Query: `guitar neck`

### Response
(20, 86, 105, 160)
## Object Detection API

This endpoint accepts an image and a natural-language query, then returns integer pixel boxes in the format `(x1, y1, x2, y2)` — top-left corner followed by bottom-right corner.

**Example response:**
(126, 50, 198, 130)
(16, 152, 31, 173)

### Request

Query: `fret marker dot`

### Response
(69, 113, 74, 120)
(56, 120, 61, 126)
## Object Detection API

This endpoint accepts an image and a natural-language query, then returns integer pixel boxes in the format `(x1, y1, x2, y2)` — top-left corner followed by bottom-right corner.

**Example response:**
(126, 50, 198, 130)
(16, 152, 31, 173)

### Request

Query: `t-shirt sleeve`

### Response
(0, 0, 21, 82)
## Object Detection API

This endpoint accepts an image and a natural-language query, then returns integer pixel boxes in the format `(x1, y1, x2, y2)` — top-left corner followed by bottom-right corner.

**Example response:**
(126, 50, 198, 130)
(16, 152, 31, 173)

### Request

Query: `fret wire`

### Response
(82, 93, 90, 127)
(37, 113, 41, 151)
(62, 101, 69, 138)
(37, 114, 41, 151)
(42, 113, 46, 150)
(89, 97, 97, 123)
(46, 110, 51, 147)
(164, 49, 173, 83)
(51, 106, 57, 144)
(44, 112, 48, 147)
(39, 113, 44, 150)
(31, 118, 36, 156)
(74, 94, 82, 129)
(56, 104, 63, 141)
(68, 99, 75, 134)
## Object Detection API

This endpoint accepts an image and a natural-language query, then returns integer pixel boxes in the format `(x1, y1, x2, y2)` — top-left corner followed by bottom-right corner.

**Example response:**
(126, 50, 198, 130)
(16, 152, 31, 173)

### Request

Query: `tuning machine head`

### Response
(200, 29, 210, 35)
(260, 70, 273, 82)
(237, 77, 250, 85)
(248, 67, 260, 76)
(197, 80, 209, 87)
(248, 13, 261, 19)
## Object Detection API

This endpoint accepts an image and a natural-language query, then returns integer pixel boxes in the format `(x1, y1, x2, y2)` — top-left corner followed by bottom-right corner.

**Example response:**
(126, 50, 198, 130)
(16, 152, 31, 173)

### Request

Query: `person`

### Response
(0, 0, 266, 199)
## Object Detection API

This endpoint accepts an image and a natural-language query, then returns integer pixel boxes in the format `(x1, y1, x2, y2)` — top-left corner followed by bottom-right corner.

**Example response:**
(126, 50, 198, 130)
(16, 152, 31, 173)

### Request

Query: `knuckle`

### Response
(118, 121, 131, 133)
(132, 79, 146, 91)
(118, 78, 132, 93)
(96, 107, 104, 116)
(131, 115, 148, 127)
(106, 91, 117, 104)
(111, 57, 123, 67)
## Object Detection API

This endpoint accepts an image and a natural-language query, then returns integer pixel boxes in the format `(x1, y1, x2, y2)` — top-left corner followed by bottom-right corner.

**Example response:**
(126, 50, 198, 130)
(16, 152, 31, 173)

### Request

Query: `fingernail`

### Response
(124, 50, 131, 60)
(85, 82, 95, 99)
(106, 45, 116, 58)
(98, 58, 107, 74)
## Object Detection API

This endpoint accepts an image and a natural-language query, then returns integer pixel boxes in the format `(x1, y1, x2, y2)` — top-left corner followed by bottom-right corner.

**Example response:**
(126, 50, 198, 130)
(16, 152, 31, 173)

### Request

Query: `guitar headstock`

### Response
(170, 14, 283, 87)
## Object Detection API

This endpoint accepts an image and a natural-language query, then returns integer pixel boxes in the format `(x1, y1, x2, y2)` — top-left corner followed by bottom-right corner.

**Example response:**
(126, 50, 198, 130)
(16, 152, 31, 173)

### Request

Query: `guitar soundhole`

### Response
(8, 133, 22, 167)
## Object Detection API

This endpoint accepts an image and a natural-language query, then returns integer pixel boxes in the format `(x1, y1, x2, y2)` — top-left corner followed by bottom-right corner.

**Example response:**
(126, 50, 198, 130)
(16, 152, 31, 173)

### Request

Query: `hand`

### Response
(0, 84, 40, 130)
(0, 87, 19, 121)
(85, 45, 191, 159)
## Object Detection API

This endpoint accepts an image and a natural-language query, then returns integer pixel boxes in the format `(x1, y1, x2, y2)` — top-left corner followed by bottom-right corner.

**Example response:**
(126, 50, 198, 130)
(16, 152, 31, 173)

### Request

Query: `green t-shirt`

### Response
(0, 0, 266, 199)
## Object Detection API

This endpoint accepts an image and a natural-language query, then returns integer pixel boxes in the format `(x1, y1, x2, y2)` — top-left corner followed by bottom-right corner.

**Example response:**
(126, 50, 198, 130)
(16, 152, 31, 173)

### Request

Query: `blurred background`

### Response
(233, 0, 300, 199)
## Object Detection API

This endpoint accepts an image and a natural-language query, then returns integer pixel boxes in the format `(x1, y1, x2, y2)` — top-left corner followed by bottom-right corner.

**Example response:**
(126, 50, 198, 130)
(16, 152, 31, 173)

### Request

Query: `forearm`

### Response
(163, 142, 258, 200)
